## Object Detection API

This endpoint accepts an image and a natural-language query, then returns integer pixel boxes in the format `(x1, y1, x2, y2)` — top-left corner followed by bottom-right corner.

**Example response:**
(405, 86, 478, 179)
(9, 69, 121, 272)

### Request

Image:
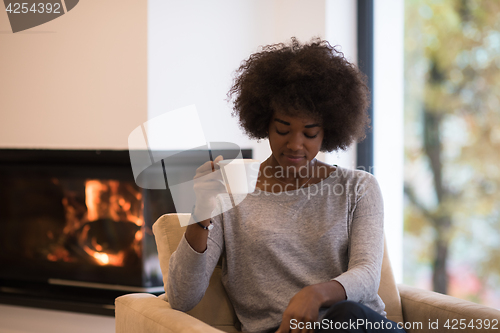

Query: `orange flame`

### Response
(48, 179, 145, 266)
(85, 180, 144, 226)
(82, 179, 144, 266)
(83, 246, 126, 266)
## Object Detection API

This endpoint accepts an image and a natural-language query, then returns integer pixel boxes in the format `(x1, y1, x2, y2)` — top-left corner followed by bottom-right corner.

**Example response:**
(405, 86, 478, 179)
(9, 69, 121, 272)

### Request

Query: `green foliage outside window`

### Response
(404, 0, 500, 308)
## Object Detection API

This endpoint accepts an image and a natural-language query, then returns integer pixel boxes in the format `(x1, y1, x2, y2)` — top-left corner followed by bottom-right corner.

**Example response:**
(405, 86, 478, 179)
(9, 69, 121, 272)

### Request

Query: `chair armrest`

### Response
(398, 284, 500, 333)
(115, 293, 231, 333)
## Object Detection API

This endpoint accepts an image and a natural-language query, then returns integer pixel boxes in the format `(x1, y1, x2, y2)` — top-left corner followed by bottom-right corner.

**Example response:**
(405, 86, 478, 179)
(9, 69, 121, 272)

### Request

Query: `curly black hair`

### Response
(227, 37, 371, 152)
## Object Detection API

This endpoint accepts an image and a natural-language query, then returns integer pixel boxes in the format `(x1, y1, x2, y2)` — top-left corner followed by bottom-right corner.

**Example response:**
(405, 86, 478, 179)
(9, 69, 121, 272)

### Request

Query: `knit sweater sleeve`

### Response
(166, 212, 224, 312)
(333, 173, 384, 304)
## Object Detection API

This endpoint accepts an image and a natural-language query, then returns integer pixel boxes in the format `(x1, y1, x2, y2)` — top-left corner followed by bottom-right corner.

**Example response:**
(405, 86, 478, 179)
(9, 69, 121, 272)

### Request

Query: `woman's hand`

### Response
(275, 285, 323, 333)
(192, 155, 226, 222)
(185, 155, 225, 253)
(275, 281, 346, 333)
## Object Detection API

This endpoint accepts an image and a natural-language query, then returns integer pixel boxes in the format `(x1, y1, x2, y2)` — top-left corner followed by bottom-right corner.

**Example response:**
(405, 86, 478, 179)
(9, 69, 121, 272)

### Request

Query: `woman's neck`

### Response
(256, 156, 317, 191)
(265, 156, 316, 181)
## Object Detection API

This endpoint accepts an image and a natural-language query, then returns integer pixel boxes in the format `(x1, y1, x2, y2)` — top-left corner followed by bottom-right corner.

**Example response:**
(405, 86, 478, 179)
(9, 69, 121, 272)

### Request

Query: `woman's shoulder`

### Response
(326, 164, 377, 182)
(323, 164, 381, 195)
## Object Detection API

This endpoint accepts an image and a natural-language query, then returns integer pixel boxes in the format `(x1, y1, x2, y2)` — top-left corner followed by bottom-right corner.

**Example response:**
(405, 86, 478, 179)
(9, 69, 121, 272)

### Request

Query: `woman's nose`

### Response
(286, 133, 303, 151)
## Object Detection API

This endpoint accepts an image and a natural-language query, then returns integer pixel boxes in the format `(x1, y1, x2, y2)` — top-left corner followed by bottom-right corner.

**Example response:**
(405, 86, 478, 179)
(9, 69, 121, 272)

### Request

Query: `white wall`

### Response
(373, 0, 405, 283)
(324, 0, 358, 168)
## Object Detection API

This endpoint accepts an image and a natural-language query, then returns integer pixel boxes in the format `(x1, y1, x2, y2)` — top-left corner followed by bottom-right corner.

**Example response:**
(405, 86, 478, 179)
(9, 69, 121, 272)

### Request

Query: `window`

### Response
(404, 0, 500, 307)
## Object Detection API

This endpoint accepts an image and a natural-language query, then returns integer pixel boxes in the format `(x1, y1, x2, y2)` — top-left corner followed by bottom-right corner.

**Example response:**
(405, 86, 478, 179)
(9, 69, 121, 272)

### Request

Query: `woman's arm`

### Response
(185, 218, 212, 253)
(167, 223, 223, 311)
(307, 280, 347, 307)
(332, 173, 384, 303)
(166, 205, 224, 312)
(167, 156, 228, 310)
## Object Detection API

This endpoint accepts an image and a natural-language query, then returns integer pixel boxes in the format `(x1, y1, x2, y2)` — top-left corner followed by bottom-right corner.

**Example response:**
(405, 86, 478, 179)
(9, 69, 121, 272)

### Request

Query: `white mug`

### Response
(217, 159, 261, 194)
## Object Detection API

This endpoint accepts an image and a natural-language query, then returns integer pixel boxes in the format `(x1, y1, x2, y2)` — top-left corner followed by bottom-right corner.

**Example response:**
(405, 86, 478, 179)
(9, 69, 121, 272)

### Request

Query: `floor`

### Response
(0, 304, 115, 333)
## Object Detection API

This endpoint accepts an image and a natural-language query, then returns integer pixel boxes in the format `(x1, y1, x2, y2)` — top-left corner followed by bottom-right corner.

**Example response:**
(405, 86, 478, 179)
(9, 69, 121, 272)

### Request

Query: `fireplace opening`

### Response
(0, 148, 251, 315)
(0, 150, 166, 291)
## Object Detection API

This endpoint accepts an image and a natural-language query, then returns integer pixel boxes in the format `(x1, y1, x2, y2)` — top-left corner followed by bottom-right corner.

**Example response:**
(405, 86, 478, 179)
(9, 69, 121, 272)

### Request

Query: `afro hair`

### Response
(227, 37, 371, 152)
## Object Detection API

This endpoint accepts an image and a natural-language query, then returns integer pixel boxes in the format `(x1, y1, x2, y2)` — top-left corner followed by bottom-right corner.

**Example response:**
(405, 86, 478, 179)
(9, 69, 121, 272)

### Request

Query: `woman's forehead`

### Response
(272, 109, 321, 125)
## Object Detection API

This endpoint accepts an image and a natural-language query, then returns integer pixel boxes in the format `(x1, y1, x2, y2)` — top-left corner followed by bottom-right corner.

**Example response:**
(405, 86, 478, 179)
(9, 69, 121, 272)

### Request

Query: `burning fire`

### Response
(48, 178, 144, 267)
(83, 245, 126, 266)
(82, 180, 144, 266)
(85, 180, 144, 227)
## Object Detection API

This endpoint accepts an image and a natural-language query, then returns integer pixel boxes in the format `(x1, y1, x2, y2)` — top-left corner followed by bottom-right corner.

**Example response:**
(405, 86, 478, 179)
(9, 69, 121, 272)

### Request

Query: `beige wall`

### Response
(0, 0, 147, 149)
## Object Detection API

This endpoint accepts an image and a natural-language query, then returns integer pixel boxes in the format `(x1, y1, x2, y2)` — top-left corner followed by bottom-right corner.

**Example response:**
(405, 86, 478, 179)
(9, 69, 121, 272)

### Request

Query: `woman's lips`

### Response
(284, 155, 305, 163)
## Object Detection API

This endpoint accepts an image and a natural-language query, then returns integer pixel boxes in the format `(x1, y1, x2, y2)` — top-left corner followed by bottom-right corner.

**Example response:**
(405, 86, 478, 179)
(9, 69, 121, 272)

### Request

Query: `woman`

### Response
(167, 38, 405, 333)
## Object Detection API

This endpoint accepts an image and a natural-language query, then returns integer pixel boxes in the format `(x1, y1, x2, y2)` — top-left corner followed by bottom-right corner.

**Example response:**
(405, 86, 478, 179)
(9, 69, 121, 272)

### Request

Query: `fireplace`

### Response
(0, 148, 250, 315)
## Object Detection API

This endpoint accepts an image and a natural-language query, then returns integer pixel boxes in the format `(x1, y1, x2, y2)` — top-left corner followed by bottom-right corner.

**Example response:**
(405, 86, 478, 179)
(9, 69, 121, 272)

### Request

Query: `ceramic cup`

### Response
(217, 159, 261, 194)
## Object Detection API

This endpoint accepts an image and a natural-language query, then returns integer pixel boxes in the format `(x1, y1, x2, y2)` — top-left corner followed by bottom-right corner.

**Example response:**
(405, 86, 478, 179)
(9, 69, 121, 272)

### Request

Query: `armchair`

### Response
(115, 214, 499, 333)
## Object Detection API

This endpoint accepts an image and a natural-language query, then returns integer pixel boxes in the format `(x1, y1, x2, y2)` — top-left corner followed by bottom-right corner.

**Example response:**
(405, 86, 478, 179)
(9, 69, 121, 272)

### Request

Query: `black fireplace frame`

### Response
(0, 148, 251, 315)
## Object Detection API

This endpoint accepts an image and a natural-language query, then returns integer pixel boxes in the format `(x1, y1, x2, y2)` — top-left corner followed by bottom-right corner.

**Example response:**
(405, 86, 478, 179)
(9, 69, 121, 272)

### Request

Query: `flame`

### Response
(47, 178, 145, 267)
(82, 179, 144, 266)
(85, 180, 108, 222)
(93, 252, 109, 265)
(91, 237, 103, 252)
(83, 246, 126, 266)
(85, 179, 144, 226)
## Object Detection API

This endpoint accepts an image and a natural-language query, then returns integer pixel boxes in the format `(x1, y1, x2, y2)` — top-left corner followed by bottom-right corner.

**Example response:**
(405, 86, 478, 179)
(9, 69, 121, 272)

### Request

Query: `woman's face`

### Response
(267, 109, 324, 169)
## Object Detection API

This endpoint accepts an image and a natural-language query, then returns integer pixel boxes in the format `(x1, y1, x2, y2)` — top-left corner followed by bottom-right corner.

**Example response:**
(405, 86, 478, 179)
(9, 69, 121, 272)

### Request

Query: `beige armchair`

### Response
(115, 214, 500, 333)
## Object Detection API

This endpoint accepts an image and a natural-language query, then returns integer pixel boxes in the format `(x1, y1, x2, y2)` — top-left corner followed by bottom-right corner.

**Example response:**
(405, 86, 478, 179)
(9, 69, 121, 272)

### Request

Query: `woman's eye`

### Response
(276, 129, 318, 138)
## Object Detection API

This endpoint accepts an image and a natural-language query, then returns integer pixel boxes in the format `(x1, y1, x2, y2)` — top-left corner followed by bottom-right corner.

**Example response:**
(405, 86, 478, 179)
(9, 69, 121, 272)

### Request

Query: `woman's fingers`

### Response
(193, 155, 226, 194)
(275, 320, 288, 333)
(213, 155, 223, 166)
(194, 161, 214, 177)
(194, 155, 224, 178)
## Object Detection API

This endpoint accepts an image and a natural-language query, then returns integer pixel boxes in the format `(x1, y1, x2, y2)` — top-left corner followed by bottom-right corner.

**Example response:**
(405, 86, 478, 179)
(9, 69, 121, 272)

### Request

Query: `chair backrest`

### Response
(153, 213, 403, 329)
(153, 214, 239, 332)
(378, 240, 404, 323)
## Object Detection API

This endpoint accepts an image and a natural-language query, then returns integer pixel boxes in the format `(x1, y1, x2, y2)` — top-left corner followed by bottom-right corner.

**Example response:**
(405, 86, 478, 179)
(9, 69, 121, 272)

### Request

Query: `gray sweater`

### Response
(167, 166, 386, 332)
